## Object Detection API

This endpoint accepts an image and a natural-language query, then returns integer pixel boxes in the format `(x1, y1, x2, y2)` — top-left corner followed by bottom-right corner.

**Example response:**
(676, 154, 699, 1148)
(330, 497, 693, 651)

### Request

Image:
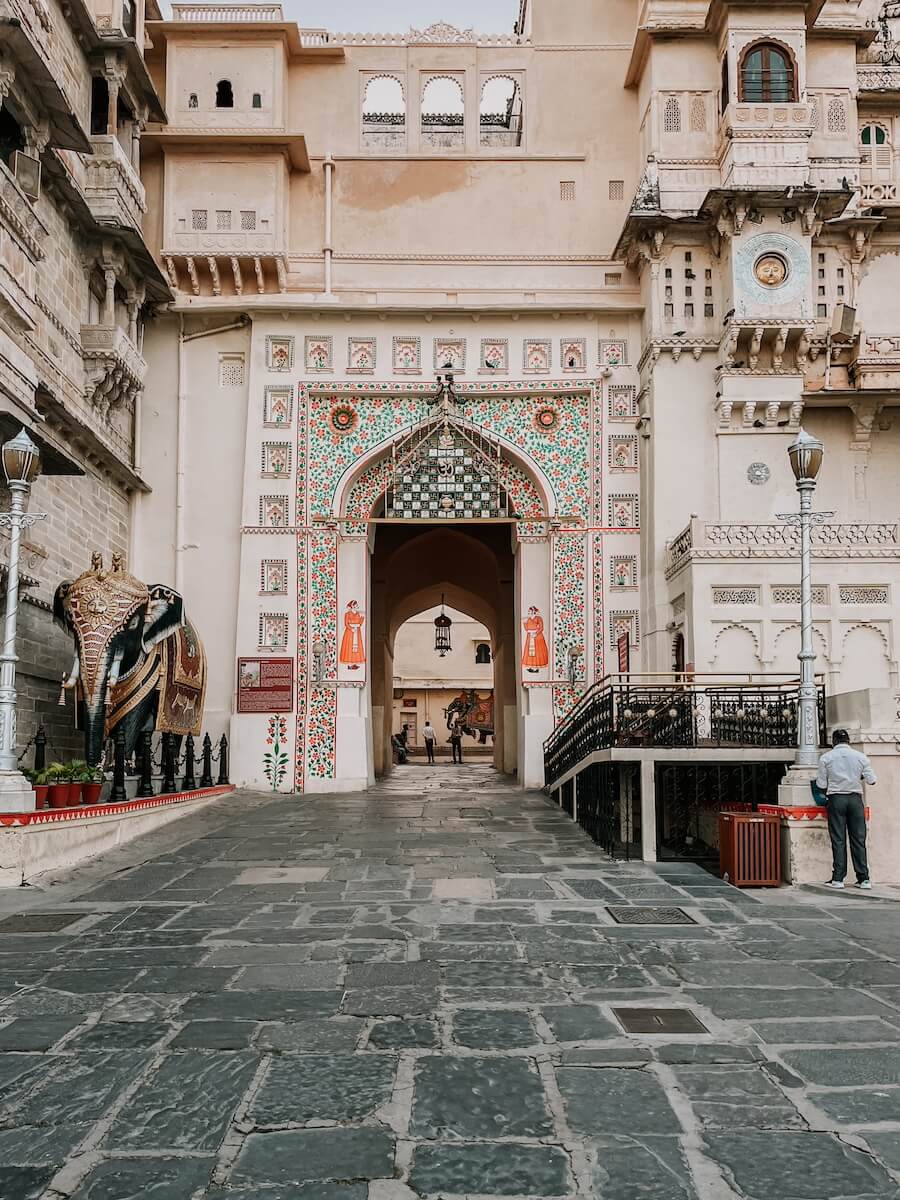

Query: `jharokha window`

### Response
(739, 42, 796, 104)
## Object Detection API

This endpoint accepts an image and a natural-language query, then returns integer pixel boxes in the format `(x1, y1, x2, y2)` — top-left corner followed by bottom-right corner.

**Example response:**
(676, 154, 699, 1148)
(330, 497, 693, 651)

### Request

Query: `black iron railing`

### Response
(544, 676, 826, 788)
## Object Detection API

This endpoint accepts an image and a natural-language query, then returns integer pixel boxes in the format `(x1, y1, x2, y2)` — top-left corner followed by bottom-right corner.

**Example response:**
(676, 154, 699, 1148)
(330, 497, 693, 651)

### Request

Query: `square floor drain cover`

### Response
(614, 1008, 708, 1035)
(607, 906, 695, 925)
(0, 912, 82, 933)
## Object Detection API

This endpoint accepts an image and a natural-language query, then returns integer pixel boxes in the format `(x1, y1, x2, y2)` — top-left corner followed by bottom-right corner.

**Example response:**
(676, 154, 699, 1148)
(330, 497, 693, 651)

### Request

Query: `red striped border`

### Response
(758, 804, 871, 822)
(0, 785, 235, 828)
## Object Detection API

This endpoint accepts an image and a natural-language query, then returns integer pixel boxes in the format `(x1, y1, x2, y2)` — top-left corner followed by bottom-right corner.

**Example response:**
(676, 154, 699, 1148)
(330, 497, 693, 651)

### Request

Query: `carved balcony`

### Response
(850, 333, 900, 391)
(83, 136, 146, 234)
(0, 162, 46, 336)
(80, 324, 147, 414)
(162, 250, 289, 297)
(718, 102, 814, 189)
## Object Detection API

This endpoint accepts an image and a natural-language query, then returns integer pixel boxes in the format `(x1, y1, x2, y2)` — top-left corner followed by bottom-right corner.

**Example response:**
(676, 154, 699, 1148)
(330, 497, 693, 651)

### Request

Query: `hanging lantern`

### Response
(433, 596, 453, 657)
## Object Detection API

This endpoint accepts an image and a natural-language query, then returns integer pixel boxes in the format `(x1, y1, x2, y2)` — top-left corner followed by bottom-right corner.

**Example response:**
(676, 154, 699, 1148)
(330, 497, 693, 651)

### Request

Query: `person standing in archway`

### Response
(422, 720, 436, 764)
(522, 606, 549, 674)
(339, 601, 366, 671)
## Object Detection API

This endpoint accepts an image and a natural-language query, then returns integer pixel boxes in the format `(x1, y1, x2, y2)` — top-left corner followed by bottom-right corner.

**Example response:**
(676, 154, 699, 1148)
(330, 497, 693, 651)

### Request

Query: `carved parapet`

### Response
(850, 331, 900, 390)
(83, 137, 146, 233)
(718, 102, 814, 189)
(80, 323, 147, 413)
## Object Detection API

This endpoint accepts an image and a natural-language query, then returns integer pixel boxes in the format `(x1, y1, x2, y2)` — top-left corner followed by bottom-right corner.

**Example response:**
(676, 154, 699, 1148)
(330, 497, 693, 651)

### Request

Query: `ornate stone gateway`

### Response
(232, 361, 638, 793)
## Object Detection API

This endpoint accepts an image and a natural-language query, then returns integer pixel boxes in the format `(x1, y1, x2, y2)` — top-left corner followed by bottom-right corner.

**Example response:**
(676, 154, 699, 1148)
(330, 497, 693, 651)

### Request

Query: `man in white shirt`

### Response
(815, 729, 876, 890)
(422, 721, 436, 764)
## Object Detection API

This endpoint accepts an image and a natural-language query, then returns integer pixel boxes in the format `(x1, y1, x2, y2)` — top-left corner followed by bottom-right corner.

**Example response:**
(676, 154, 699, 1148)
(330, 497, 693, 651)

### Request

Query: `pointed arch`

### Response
(331, 419, 558, 520)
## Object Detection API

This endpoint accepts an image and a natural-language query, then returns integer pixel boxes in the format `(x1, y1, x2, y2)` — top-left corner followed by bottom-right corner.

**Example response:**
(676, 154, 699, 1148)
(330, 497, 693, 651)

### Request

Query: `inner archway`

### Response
(370, 523, 517, 779)
(393, 604, 495, 762)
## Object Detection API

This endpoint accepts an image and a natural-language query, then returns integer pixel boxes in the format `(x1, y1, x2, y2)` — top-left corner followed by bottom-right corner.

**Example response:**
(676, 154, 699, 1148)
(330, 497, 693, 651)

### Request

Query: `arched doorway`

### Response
(370, 523, 517, 778)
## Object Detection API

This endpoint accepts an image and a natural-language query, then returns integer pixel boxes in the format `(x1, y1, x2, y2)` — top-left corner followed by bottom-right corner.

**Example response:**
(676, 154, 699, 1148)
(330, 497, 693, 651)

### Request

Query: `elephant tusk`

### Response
(108, 647, 125, 687)
(62, 654, 80, 689)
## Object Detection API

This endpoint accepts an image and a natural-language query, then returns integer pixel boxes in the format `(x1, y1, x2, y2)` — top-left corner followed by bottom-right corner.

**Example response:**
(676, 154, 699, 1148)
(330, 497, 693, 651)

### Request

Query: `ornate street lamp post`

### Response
(0, 429, 45, 810)
(782, 429, 827, 769)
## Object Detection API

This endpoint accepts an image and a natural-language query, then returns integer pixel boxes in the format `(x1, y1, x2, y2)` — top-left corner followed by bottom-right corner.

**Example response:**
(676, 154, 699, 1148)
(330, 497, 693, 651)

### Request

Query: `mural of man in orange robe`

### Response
(522, 606, 549, 673)
(339, 601, 366, 671)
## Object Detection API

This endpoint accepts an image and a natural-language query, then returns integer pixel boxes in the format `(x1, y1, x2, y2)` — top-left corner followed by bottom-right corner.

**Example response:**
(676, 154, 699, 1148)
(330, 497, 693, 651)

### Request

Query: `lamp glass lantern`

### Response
(2, 430, 41, 486)
(788, 428, 824, 485)
(433, 596, 453, 657)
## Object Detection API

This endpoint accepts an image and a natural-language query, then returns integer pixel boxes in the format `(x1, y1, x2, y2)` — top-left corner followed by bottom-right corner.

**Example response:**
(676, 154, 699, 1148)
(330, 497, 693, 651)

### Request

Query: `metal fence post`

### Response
(217, 734, 229, 785)
(136, 731, 155, 799)
(33, 725, 46, 773)
(160, 732, 177, 794)
(199, 733, 213, 787)
(110, 725, 127, 802)
(181, 732, 196, 791)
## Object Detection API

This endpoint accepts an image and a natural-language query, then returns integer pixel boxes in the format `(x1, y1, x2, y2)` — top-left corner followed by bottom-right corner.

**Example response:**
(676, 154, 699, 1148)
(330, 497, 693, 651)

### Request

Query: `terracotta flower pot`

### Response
(66, 782, 82, 807)
(81, 782, 103, 806)
(33, 785, 49, 810)
(47, 783, 70, 809)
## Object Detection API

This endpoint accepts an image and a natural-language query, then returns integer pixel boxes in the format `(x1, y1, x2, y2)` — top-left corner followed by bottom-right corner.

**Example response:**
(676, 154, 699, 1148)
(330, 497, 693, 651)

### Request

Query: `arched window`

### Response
(721, 54, 730, 115)
(860, 122, 892, 183)
(215, 79, 234, 108)
(188, 92, 198, 109)
(362, 75, 406, 149)
(422, 76, 464, 149)
(475, 643, 492, 665)
(739, 42, 796, 103)
(480, 76, 523, 147)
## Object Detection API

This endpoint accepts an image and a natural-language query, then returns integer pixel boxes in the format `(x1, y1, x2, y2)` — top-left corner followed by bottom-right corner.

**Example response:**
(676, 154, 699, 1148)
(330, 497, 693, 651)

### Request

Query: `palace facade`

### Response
(8, 0, 900, 802)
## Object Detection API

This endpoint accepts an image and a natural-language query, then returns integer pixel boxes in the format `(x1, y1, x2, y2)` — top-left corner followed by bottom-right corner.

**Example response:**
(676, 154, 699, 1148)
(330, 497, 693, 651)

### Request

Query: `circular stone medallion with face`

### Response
(747, 462, 771, 485)
(754, 254, 788, 288)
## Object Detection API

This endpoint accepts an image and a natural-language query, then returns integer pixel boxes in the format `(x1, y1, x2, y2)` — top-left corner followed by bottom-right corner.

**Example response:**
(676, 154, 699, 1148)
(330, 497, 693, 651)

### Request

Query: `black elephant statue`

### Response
(54, 552, 207, 766)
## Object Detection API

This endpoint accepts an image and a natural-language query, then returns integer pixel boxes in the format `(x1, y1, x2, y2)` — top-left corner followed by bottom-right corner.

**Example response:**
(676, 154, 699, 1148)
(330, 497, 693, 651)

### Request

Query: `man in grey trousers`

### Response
(816, 729, 876, 890)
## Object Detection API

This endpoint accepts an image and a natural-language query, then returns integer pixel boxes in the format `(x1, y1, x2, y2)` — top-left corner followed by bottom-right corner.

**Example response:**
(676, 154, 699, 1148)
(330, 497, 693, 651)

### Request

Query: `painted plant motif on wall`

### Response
(264, 387, 292, 427)
(434, 339, 466, 371)
(481, 339, 508, 372)
(260, 613, 289, 651)
(533, 405, 560, 435)
(261, 496, 289, 527)
(266, 336, 294, 371)
(609, 385, 637, 421)
(261, 559, 288, 594)
(609, 495, 638, 529)
(262, 443, 291, 477)
(561, 339, 586, 371)
(600, 339, 627, 368)
(329, 403, 358, 435)
(305, 336, 333, 372)
(393, 337, 421, 372)
(263, 714, 289, 791)
(348, 338, 376, 373)
(522, 606, 549, 673)
(339, 600, 366, 670)
(524, 340, 551, 373)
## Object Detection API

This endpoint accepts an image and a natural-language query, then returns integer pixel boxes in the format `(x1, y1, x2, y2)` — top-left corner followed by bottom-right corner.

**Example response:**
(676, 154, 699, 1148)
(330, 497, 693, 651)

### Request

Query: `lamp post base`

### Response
(0, 771, 36, 812)
(778, 764, 818, 808)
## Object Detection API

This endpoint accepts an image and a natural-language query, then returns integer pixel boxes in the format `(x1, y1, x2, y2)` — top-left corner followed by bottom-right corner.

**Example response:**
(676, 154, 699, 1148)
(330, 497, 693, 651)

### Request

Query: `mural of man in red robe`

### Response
(522, 606, 549, 673)
(339, 600, 366, 671)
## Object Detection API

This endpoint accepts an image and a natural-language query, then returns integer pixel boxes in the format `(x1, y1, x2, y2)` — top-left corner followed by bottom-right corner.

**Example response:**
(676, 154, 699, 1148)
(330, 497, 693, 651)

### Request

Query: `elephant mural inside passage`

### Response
(54, 553, 207, 766)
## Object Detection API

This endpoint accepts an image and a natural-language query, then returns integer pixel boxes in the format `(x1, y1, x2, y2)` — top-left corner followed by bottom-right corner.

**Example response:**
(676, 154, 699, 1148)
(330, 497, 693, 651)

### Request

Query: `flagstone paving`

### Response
(0, 764, 900, 1198)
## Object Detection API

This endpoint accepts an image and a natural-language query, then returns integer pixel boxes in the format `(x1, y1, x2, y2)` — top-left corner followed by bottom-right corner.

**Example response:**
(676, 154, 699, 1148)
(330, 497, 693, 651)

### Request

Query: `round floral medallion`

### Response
(533, 405, 560, 434)
(329, 403, 358, 435)
(754, 253, 789, 289)
(747, 462, 771, 486)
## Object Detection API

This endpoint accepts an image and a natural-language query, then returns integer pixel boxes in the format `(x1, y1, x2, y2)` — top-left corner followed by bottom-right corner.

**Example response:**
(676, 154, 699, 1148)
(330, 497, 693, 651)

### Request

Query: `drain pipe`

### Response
(324, 152, 335, 296)
(175, 313, 250, 592)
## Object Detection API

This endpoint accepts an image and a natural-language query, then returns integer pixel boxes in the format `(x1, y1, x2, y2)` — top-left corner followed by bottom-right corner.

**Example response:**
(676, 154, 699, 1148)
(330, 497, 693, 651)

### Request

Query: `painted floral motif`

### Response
(592, 534, 605, 683)
(600, 339, 627, 368)
(608, 385, 637, 421)
(305, 531, 338, 781)
(305, 336, 333, 372)
(609, 436, 637, 471)
(266, 336, 293, 371)
(264, 387, 292, 427)
(481, 339, 508, 372)
(561, 339, 586, 371)
(261, 559, 288, 594)
(553, 533, 586, 685)
(524, 340, 551, 372)
(348, 338, 376, 372)
(611, 611, 639, 651)
(611, 556, 637, 588)
(609, 495, 638, 529)
(261, 496, 289, 527)
(263, 715, 290, 791)
(533, 405, 560, 434)
(262, 443, 292, 477)
(393, 337, 421, 372)
(260, 613, 289, 650)
(434, 339, 466, 372)
(329, 403, 358, 435)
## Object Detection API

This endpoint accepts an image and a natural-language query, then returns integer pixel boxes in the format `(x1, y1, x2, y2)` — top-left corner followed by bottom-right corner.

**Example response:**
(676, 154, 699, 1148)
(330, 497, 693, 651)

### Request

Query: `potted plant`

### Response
(45, 763, 71, 809)
(79, 764, 104, 807)
(62, 760, 84, 806)
(24, 769, 49, 810)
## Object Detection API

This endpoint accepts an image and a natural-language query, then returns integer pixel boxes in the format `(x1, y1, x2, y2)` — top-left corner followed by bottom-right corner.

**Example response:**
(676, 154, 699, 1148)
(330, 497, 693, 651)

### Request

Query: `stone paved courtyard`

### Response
(2, 765, 900, 1199)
